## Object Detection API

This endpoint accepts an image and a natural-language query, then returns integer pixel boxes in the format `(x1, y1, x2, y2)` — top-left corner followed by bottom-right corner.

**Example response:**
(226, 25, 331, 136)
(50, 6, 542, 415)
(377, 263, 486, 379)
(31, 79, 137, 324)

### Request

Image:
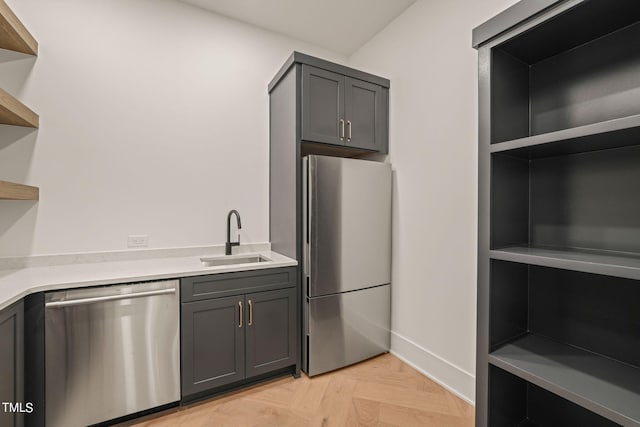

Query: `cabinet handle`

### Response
(340, 119, 345, 141)
(238, 301, 243, 328)
(347, 120, 352, 141)
(248, 300, 253, 326)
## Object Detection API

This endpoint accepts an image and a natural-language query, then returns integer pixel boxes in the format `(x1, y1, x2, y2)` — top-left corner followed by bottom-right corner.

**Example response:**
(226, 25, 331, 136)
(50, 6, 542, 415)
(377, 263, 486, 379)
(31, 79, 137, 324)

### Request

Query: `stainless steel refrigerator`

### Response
(302, 155, 392, 376)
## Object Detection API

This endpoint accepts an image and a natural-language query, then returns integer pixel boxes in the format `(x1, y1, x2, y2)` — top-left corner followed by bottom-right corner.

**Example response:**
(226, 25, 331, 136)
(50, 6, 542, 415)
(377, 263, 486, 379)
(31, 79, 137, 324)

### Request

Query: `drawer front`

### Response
(181, 267, 297, 302)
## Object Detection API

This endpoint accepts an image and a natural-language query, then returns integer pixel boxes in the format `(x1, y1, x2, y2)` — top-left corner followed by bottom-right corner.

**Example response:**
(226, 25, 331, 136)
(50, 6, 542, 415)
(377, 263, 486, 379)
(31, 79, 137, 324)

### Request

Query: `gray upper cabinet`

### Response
(344, 77, 384, 151)
(302, 66, 344, 145)
(0, 300, 24, 427)
(270, 52, 390, 156)
(302, 64, 386, 152)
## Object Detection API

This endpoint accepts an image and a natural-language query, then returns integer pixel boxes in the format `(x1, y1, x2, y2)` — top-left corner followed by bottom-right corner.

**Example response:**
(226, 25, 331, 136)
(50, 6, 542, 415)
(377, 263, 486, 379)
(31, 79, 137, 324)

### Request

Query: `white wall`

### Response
(0, 0, 519, 404)
(0, 0, 346, 257)
(348, 0, 516, 403)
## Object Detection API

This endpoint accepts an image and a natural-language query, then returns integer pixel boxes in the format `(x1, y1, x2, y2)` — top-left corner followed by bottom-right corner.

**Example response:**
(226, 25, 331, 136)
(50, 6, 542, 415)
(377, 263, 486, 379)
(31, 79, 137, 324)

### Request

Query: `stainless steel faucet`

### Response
(225, 210, 242, 255)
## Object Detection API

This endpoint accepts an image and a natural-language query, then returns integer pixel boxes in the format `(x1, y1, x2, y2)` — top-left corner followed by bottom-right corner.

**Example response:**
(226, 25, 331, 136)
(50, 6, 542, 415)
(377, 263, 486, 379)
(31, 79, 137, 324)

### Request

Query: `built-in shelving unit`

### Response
(0, 180, 39, 200)
(0, 0, 40, 200)
(474, 1, 640, 426)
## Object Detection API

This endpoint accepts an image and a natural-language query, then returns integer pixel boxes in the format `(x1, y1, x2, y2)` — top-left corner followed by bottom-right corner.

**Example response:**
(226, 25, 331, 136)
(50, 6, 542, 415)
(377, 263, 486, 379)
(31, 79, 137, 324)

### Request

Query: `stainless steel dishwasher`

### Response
(44, 280, 180, 427)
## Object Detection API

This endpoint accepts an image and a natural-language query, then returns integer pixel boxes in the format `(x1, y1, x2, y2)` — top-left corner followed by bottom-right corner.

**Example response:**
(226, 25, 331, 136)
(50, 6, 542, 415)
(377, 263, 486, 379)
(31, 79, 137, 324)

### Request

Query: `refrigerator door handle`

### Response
(308, 156, 316, 286)
(304, 242, 310, 279)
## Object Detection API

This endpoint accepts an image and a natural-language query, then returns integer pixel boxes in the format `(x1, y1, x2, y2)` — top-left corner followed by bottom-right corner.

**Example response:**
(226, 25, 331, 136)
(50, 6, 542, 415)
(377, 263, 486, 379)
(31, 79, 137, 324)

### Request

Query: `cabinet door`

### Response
(0, 300, 24, 427)
(245, 288, 296, 378)
(302, 65, 345, 145)
(181, 296, 245, 397)
(345, 77, 385, 151)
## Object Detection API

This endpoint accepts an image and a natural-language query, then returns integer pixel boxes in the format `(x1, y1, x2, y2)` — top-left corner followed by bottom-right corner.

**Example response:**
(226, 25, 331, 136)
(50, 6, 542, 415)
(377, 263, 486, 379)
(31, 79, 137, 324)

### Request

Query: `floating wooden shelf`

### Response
(0, 0, 37, 55)
(0, 180, 39, 200)
(0, 2, 40, 203)
(0, 1, 39, 128)
(0, 87, 38, 128)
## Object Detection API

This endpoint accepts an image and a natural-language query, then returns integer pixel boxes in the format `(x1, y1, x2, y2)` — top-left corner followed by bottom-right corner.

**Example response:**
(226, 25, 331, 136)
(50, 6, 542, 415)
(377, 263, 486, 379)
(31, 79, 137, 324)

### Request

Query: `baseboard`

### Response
(390, 331, 476, 405)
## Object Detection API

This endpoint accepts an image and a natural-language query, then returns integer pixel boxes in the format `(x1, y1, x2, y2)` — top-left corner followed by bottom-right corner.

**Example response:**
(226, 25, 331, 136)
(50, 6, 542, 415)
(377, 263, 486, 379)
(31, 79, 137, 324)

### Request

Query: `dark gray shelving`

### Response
(491, 1, 640, 64)
(492, 145, 640, 256)
(471, 0, 561, 48)
(491, 14, 640, 145)
(490, 260, 640, 375)
(489, 114, 640, 159)
(489, 364, 619, 427)
(475, 1, 640, 426)
(489, 334, 640, 427)
(472, 0, 640, 56)
(490, 246, 640, 281)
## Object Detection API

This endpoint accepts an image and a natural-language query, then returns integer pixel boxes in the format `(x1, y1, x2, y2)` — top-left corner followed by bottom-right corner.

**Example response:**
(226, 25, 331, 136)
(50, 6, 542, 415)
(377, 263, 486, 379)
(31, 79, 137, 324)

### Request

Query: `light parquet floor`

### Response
(129, 353, 474, 427)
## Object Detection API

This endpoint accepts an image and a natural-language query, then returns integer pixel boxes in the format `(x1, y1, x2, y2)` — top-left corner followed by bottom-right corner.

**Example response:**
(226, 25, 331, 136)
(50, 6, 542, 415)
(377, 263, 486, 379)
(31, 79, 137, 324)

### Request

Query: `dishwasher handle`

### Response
(45, 288, 177, 308)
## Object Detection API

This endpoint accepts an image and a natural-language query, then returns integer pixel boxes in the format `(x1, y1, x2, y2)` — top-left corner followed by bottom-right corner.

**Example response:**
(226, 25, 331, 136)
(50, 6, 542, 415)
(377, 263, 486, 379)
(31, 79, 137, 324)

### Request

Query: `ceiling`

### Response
(180, 0, 417, 55)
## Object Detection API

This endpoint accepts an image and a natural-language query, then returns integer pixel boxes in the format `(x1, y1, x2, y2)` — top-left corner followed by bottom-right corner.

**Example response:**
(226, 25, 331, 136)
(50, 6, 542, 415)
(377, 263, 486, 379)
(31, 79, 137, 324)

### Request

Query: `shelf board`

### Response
(0, 0, 37, 55)
(490, 114, 640, 159)
(0, 87, 38, 128)
(490, 246, 640, 281)
(489, 334, 640, 427)
(0, 180, 38, 200)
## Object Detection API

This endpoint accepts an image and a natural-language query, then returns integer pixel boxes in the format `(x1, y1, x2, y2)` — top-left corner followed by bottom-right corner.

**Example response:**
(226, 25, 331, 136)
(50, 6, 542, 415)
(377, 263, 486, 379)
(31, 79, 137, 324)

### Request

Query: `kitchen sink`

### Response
(200, 254, 271, 267)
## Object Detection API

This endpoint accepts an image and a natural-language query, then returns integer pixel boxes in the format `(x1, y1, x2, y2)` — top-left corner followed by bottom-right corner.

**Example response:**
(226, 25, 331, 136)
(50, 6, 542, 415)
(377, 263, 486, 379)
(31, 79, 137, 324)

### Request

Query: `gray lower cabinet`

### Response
(180, 267, 298, 400)
(0, 300, 24, 427)
(245, 288, 296, 378)
(181, 295, 245, 396)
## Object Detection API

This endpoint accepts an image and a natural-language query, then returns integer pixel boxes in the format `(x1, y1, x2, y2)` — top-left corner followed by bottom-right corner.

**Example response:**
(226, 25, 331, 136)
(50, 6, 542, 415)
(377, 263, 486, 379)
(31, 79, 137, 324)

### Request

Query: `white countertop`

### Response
(0, 248, 297, 311)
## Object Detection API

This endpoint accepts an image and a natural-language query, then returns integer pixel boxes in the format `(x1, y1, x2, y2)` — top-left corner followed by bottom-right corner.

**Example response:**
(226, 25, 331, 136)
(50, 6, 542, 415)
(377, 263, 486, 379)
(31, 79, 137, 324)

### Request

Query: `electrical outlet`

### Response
(127, 235, 149, 248)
